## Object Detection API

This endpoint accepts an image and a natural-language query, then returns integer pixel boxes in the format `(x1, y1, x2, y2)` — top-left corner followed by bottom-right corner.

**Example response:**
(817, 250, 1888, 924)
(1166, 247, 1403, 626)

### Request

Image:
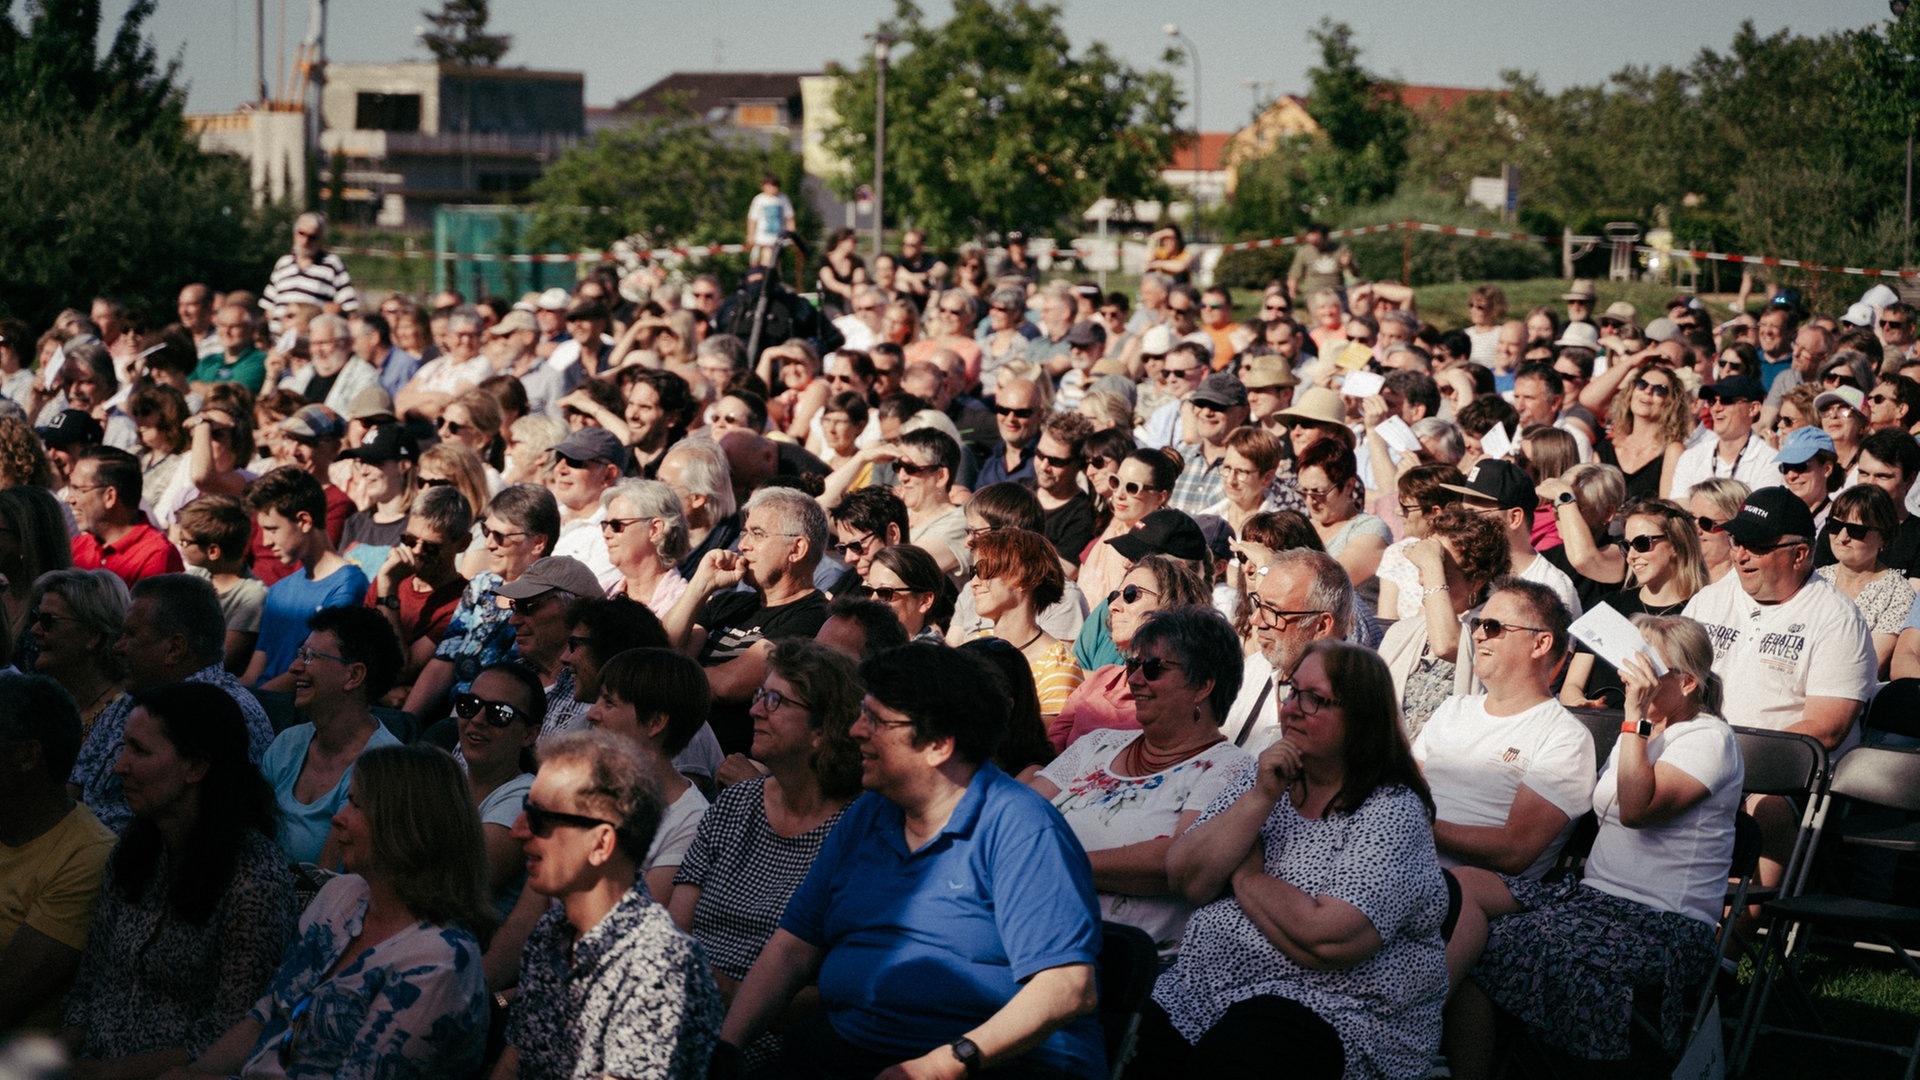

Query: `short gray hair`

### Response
(663, 437, 735, 520)
(1411, 418, 1464, 464)
(745, 486, 828, 569)
(32, 568, 130, 646)
(1266, 547, 1354, 640)
(308, 312, 350, 340)
(602, 478, 689, 564)
(1130, 606, 1245, 723)
(410, 484, 474, 544)
(446, 306, 483, 336)
(1380, 309, 1421, 336)
(696, 333, 746, 369)
(130, 574, 225, 666)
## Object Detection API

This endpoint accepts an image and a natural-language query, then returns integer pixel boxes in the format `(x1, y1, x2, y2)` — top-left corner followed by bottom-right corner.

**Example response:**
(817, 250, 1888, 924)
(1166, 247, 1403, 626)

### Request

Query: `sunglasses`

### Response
(496, 594, 553, 616)
(522, 800, 618, 837)
(399, 533, 444, 557)
(1632, 378, 1672, 398)
(601, 517, 651, 535)
(894, 461, 942, 477)
(1161, 366, 1203, 380)
(1883, 320, 1912, 330)
(1086, 455, 1111, 470)
(419, 476, 454, 489)
(1107, 477, 1163, 496)
(863, 585, 925, 603)
(436, 418, 466, 435)
(454, 691, 526, 728)
(1123, 654, 1185, 681)
(1696, 515, 1725, 533)
(1468, 616, 1546, 639)
(1778, 460, 1819, 476)
(829, 531, 876, 558)
(994, 405, 1036, 419)
(1620, 534, 1669, 553)
(1868, 392, 1896, 405)
(1036, 451, 1078, 468)
(1106, 584, 1157, 606)
(1827, 520, 1876, 542)
(1736, 537, 1807, 555)
(483, 525, 527, 545)
(1200, 301, 1228, 310)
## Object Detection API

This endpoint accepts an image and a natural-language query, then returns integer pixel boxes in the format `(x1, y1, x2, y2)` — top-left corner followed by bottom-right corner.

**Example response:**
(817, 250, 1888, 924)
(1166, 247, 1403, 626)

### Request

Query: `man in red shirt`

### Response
(66, 446, 183, 585)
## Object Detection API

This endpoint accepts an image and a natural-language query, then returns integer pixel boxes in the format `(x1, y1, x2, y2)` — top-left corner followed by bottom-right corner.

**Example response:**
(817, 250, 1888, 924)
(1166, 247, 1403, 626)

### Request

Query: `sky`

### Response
(128, 0, 1899, 130)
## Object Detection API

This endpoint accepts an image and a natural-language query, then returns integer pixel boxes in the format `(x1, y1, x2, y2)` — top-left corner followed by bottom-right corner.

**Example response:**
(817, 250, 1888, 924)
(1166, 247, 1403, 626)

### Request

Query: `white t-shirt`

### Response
(643, 783, 710, 875)
(1583, 718, 1744, 925)
(747, 192, 794, 246)
(1667, 431, 1781, 501)
(1412, 694, 1597, 879)
(1681, 573, 1876, 753)
(1515, 549, 1583, 619)
(553, 507, 621, 593)
(1037, 728, 1252, 951)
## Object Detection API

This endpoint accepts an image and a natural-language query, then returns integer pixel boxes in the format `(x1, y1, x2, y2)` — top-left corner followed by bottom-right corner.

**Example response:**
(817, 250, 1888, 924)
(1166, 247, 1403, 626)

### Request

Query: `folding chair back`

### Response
(1863, 677, 1920, 740)
(1733, 726, 1831, 902)
(1097, 921, 1158, 1080)
(1828, 745, 1920, 813)
(1567, 706, 1624, 770)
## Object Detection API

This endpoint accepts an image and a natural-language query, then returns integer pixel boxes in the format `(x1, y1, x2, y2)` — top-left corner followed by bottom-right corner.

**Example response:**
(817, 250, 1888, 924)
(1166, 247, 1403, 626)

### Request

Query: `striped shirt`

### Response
(261, 251, 359, 326)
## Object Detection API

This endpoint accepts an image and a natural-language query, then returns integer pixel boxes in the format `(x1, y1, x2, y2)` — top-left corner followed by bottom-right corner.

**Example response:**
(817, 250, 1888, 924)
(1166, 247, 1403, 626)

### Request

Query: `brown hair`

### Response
(353, 745, 495, 942)
(971, 527, 1065, 612)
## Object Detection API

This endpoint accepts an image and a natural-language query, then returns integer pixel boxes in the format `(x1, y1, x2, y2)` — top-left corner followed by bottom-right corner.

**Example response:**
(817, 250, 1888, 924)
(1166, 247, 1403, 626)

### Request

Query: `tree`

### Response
(825, 0, 1181, 245)
(1298, 20, 1411, 210)
(524, 108, 808, 255)
(420, 0, 510, 67)
(0, 0, 280, 327)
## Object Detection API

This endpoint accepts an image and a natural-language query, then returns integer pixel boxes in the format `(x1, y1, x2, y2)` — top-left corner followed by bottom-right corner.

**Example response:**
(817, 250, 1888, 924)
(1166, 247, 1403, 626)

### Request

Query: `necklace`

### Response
(1124, 731, 1225, 775)
(1011, 628, 1044, 652)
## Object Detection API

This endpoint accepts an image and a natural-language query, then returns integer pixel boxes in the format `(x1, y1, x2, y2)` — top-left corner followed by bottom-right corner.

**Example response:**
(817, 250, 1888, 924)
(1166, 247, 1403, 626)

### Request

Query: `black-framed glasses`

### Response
(436, 418, 466, 435)
(30, 610, 76, 629)
(829, 531, 877, 557)
(419, 476, 454, 489)
(1086, 454, 1112, 470)
(455, 691, 526, 728)
(1632, 378, 1672, 398)
(601, 517, 650, 535)
(1696, 515, 1725, 533)
(400, 533, 443, 556)
(1734, 537, 1808, 555)
(1161, 365, 1203, 380)
(1107, 584, 1158, 606)
(496, 594, 553, 616)
(1123, 654, 1185, 681)
(1868, 392, 1897, 405)
(483, 525, 527, 545)
(523, 799, 618, 837)
(1779, 460, 1817, 476)
(1036, 451, 1079, 468)
(1469, 616, 1546, 639)
(1399, 502, 1425, 517)
(1827, 520, 1877, 542)
(1249, 595, 1326, 629)
(963, 522, 1000, 540)
(1620, 535, 1669, 553)
(894, 461, 943, 477)
(863, 585, 925, 602)
(1275, 679, 1342, 716)
(993, 405, 1036, 419)
(752, 685, 813, 713)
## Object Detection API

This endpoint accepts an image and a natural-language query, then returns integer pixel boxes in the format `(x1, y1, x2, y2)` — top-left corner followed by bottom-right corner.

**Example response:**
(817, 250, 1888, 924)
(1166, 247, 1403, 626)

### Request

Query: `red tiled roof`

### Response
(1392, 84, 1496, 113)
(1170, 132, 1233, 172)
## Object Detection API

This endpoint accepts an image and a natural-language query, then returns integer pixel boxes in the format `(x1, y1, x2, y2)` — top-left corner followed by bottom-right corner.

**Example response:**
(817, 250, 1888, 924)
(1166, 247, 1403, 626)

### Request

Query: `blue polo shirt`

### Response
(781, 764, 1105, 1078)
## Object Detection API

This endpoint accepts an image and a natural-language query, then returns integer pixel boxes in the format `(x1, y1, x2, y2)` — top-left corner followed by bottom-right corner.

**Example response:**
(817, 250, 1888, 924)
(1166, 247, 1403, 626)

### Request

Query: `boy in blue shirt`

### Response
(245, 466, 370, 687)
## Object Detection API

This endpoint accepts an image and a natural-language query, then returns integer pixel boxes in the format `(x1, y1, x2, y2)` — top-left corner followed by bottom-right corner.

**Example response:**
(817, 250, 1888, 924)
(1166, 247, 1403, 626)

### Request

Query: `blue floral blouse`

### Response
(239, 875, 488, 1079)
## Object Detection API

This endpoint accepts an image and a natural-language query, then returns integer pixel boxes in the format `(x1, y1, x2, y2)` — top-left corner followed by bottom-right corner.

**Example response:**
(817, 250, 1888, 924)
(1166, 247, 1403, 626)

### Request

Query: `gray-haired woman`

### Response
(601, 478, 690, 617)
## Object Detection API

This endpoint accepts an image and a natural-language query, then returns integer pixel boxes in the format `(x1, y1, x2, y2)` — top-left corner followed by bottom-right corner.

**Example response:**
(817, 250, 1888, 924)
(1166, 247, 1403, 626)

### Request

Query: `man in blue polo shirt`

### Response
(718, 644, 1104, 1080)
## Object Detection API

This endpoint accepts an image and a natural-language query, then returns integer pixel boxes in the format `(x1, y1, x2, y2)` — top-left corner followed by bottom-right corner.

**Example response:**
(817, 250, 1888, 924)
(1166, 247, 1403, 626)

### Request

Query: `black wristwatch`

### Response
(379, 593, 401, 611)
(949, 1036, 983, 1076)
(1555, 490, 1578, 507)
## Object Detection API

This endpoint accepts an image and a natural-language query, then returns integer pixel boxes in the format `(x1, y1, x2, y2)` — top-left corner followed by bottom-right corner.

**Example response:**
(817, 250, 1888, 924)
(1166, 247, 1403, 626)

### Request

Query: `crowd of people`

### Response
(5, 209, 1920, 1079)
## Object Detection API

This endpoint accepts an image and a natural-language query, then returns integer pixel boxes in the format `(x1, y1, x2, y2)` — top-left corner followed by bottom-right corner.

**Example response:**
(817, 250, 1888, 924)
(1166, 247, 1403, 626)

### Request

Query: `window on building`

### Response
(735, 103, 779, 127)
(356, 93, 422, 132)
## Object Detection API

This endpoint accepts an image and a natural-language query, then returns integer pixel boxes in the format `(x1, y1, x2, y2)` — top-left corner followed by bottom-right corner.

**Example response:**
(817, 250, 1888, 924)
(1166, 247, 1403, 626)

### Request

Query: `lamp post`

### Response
(1163, 24, 1200, 183)
(867, 32, 896, 260)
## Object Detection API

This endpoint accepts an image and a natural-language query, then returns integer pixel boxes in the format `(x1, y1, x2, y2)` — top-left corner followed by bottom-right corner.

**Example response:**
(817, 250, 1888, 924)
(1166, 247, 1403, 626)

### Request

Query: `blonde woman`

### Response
(1599, 361, 1690, 501)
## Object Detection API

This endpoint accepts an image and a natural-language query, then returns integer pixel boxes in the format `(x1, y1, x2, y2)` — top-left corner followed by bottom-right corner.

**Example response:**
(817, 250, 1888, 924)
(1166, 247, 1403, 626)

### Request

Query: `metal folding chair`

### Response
(1097, 921, 1158, 1080)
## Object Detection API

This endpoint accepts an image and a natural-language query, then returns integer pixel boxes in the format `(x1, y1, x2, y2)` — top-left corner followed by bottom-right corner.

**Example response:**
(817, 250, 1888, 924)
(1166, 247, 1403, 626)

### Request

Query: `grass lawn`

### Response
(1407, 280, 1743, 335)
(1737, 947, 1920, 1078)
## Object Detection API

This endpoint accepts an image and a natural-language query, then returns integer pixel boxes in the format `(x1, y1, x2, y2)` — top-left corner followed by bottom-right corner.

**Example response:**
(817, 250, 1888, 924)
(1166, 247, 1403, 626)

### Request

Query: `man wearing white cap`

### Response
(534, 287, 571, 358)
(493, 309, 577, 417)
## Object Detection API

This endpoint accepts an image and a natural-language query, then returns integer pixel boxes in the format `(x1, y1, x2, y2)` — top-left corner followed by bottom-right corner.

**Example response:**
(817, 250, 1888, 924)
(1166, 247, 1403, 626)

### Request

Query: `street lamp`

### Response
(866, 32, 897, 260)
(1163, 24, 1201, 182)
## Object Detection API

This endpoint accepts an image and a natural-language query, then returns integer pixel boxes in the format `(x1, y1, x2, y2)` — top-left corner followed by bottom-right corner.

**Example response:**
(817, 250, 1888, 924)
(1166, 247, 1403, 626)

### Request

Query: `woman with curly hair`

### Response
(1596, 360, 1690, 501)
(0, 415, 57, 489)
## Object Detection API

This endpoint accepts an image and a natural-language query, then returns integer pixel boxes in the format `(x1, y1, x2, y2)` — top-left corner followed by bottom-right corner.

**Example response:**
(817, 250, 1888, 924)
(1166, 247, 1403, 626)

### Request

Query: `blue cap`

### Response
(1776, 425, 1835, 466)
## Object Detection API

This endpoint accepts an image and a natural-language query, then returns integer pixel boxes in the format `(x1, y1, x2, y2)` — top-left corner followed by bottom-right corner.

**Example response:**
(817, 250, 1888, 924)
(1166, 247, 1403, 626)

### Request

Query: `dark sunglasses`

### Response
(1827, 520, 1877, 542)
(419, 477, 454, 488)
(1868, 392, 1897, 405)
(1036, 451, 1079, 468)
(436, 418, 466, 435)
(1778, 460, 1818, 476)
(399, 533, 443, 556)
(600, 517, 649, 535)
(1632, 378, 1672, 398)
(1468, 616, 1546, 639)
(994, 405, 1036, 419)
(829, 532, 876, 558)
(1736, 537, 1807, 555)
(1086, 454, 1112, 470)
(454, 691, 525, 728)
(1106, 584, 1157, 606)
(1696, 515, 1725, 533)
(523, 800, 618, 837)
(863, 585, 924, 602)
(1620, 534, 1669, 553)
(894, 461, 942, 477)
(1123, 654, 1184, 681)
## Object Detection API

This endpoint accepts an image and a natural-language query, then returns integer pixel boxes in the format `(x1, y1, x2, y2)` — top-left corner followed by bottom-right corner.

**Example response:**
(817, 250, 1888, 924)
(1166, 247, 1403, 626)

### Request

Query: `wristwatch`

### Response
(378, 593, 401, 611)
(949, 1036, 983, 1076)
(1620, 717, 1653, 738)
(1555, 491, 1578, 507)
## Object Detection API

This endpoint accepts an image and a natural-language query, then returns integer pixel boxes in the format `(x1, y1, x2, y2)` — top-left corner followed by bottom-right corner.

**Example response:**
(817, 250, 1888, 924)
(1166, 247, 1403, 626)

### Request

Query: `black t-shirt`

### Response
(1042, 491, 1098, 568)
(306, 370, 341, 403)
(340, 510, 406, 552)
(698, 588, 831, 753)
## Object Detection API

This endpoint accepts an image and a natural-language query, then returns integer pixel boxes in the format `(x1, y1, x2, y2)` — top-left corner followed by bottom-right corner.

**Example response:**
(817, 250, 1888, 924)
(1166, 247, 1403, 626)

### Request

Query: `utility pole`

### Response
(867, 32, 896, 260)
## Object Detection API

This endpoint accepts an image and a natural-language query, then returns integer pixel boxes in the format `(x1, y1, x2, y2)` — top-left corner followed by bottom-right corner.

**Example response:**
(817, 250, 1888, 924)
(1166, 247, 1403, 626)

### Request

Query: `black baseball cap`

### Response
(1722, 486, 1817, 548)
(1190, 372, 1249, 411)
(338, 423, 419, 464)
(1701, 375, 1765, 404)
(1107, 509, 1209, 563)
(1441, 458, 1535, 511)
(36, 409, 104, 449)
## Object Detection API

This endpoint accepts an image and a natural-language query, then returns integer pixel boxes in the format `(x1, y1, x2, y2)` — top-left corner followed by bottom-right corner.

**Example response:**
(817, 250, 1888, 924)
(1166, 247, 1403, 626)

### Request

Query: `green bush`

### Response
(1338, 191, 1554, 286)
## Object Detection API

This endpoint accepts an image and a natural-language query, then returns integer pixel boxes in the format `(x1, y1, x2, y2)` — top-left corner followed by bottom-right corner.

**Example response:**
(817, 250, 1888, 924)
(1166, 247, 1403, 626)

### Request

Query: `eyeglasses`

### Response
(894, 461, 943, 477)
(30, 610, 77, 628)
(419, 476, 454, 489)
(744, 525, 803, 542)
(1827, 520, 1877, 542)
(993, 405, 1036, 419)
(496, 594, 554, 616)
(522, 799, 618, 837)
(856, 704, 917, 730)
(752, 685, 813, 713)
(1220, 464, 1264, 481)
(1468, 616, 1547, 639)
(826, 373, 863, 385)
(1632, 378, 1672, 398)
(1620, 534, 1669, 553)
(1883, 320, 1912, 330)
(1249, 595, 1327, 629)
(1200, 301, 1228, 310)
(436, 418, 466, 436)
(1696, 515, 1725, 533)
(829, 531, 877, 557)
(1778, 460, 1818, 476)
(1275, 679, 1341, 716)
(601, 517, 651, 535)
(1123, 654, 1185, 681)
(398, 534, 444, 558)
(483, 525, 528, 545)
(1399, 502, 1426, 517)
(565, 634, 593, 654)
(1108, 477, 1163, 496)
(1161, 365, 1203, 380)
(1086, 455, 1111, 470)
(1036, 451, 1078, 468)
(455, 691, 527, 727)
(1107, 583, 1158, 606)
(1298, 486, 1338, 502)
(293, 644, 351, 666)
(863, 585, 924, 603)
(1869, 393, 1897, 405)
(1735, 537, 1807, 555)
